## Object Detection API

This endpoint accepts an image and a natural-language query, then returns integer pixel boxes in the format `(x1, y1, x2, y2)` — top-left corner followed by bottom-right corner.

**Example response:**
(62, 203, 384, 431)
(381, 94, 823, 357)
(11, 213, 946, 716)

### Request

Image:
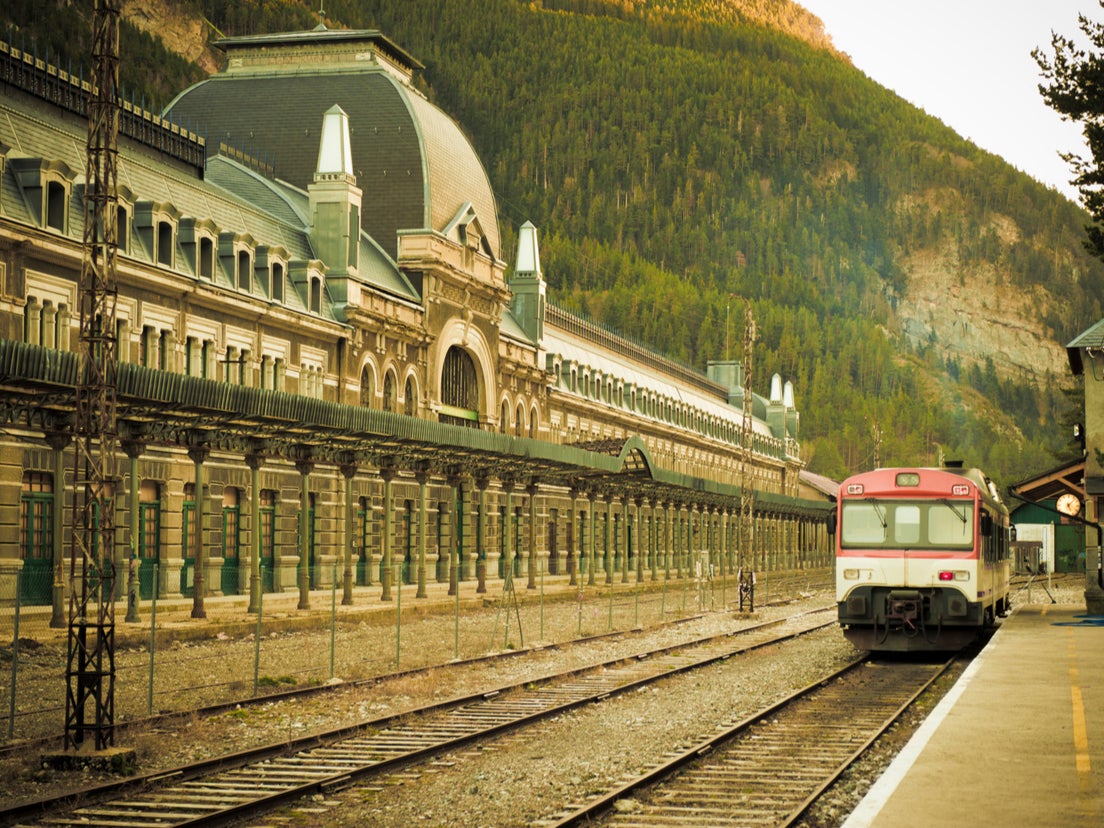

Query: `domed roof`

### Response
(165, 28, 500, 262)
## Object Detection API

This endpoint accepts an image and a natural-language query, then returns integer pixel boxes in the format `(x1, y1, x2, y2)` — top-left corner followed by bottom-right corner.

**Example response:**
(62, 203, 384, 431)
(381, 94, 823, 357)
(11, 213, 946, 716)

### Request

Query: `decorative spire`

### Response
(315, 104, 354, 179)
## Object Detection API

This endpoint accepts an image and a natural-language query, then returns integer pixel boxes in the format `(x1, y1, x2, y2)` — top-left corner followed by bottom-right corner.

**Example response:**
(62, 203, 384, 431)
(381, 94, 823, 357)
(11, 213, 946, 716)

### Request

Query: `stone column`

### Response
(447, 472, 463, 596)
(635, 497, 645, 583)
(416, 466, 429, 599)
(340, 458, 357, 606)
(295, 451, 315, 610)
(475, 475, 490, 593)
(187, 434, 210, 620)
(604, 493, 614, 585)
(587, 490, 598, 587)
(501, 477, 516, 587)
(380, 464, 395, 601)
(245, 449, 265, 613)
(620, 495, 630, 584)
(123, 438, 143, 622)
(527, 481, 540, 590)
(569, 488, 583, 587)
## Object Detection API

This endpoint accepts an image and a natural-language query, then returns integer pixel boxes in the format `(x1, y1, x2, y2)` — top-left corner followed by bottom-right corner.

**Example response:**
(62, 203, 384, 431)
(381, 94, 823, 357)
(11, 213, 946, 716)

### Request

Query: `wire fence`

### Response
(0, 559, 832, 744)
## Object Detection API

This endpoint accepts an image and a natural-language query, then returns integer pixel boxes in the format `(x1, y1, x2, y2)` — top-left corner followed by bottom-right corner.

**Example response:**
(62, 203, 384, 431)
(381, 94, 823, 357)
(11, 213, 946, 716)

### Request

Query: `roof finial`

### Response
(316, 1, 327, 30)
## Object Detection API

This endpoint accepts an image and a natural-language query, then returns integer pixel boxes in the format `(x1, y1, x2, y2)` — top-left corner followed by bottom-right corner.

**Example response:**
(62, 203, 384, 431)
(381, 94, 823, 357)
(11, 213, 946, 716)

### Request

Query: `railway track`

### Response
(539, 656, 956, 827)
(0, 610, 708, 764)
(2, 609, 835, 827)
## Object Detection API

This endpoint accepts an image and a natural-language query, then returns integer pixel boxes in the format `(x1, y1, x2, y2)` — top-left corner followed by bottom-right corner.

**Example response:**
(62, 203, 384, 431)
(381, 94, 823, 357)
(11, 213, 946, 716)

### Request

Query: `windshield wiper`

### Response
(866, 498, 887, 529)
(940, 498, 968, 524)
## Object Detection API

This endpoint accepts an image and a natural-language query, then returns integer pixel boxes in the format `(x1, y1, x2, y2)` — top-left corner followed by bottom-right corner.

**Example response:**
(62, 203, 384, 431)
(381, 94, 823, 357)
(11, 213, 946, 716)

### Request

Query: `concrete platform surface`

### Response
(844, 604, 1104, 827)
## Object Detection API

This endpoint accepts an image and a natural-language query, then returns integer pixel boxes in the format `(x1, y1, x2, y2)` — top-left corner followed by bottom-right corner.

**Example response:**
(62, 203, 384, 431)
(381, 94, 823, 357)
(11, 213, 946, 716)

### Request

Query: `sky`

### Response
(798, 1, 1097, 204)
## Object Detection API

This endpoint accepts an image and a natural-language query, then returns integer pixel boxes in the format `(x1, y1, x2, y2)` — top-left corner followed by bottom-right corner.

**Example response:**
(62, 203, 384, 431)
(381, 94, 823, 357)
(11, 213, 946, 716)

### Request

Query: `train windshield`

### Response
(840, 499, 974, 550)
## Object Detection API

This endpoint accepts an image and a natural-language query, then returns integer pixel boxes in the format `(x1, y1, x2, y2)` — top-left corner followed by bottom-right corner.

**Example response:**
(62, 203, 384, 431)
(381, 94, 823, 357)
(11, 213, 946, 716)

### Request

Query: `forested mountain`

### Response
(5, 0, 1098, 491)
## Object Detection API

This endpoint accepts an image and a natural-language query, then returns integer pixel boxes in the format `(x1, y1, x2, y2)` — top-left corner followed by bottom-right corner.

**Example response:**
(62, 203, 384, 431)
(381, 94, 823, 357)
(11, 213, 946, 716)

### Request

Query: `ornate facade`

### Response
(0, 28, 829, 616)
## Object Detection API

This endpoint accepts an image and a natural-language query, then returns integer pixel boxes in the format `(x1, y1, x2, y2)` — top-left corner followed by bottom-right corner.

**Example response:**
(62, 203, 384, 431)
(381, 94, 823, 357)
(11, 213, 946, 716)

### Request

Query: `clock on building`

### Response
(1057, 492, 1082, 517)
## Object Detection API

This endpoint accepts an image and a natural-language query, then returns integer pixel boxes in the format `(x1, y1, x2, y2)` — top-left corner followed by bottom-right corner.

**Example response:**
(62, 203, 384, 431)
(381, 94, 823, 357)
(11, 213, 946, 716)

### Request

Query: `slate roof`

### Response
(1067, 317, 1104, 376)
(165, 52, 500, 264)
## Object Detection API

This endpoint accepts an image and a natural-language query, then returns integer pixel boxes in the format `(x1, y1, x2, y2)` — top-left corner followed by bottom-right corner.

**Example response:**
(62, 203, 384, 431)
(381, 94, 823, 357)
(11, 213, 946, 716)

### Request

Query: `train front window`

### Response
(841, 499, 974, 549)
(840, 502, 888, 545)
(895, 505, 921, 544)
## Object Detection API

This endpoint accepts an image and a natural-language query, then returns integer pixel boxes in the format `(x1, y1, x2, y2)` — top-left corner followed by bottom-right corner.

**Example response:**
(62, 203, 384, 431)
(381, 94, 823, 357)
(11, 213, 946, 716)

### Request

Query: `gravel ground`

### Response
(0, 572, 1087, 827)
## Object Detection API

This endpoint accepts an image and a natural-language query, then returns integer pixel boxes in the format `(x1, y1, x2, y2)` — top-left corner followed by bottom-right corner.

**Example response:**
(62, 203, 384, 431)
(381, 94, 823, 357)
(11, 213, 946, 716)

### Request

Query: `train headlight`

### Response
(938, 570, 969, 582)
(842, 568, 872, 580)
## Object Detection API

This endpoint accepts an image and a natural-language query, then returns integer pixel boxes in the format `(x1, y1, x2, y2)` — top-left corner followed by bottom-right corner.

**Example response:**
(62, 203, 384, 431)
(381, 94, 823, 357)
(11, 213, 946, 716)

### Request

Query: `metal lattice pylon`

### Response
(66, 0, 121, 752)
(739, 301, 756, 610)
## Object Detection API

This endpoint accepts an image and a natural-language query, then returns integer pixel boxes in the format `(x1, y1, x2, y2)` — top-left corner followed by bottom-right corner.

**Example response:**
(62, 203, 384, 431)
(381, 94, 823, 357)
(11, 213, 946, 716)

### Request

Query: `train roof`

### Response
(839, 467, 1007, 513)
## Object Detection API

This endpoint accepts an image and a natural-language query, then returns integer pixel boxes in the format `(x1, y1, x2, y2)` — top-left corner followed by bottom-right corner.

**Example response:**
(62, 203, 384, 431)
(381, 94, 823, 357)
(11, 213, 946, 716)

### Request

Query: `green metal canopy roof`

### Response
(0, 340, 828, 518)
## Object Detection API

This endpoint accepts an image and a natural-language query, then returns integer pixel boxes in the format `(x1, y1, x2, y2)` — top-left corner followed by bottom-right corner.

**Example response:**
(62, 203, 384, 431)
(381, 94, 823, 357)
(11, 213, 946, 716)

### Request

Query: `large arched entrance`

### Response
(439, 346, 480, 427)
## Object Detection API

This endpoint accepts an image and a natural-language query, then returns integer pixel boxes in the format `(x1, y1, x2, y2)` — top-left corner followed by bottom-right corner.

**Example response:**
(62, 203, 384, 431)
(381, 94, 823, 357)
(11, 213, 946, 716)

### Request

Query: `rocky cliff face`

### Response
(895, 246, 1068, 382)
(121, 0, 221, 74)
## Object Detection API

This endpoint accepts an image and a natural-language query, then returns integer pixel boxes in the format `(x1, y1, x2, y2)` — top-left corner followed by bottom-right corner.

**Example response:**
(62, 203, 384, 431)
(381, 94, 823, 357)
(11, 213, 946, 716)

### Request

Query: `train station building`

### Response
(0, 27, 831, 620)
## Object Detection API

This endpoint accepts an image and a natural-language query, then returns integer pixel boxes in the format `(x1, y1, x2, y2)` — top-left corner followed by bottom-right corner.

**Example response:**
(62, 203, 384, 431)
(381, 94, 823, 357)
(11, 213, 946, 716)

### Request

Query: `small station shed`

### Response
(1010, 461, 1086, 575)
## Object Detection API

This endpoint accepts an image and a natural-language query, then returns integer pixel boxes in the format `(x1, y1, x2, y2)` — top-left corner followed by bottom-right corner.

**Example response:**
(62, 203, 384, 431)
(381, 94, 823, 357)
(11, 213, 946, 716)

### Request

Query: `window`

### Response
(20, 472, 53, 562)
(310, 276, 322, 314)
(272, 262, 284, 303)
(117, 204, 130, 253)
(199, 237, 214, 279)
(360, 366, 374, 407)
(46, 181, 67, 231)
(157, 220, 174, 267)
(404, 376, 416, 416)
(840, 499, 974, 550)
(222, 488, 240, 566)
(260, 490, 276, 584)
(383, 372, 396, 413)
(139, 481, 160, 563)
(440, 346, 479, 427)
(237, 250, 251, 291)
(141, 326, 155, 368)
(182, 483, 197, 564)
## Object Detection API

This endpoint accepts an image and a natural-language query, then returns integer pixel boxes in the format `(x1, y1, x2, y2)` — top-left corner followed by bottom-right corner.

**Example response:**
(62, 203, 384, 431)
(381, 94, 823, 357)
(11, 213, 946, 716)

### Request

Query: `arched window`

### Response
(500, 401, 510, 434)
(440, 346, 479, 427)
(360, 366, 374, 407)
(404, 376, 417, 416)
(383, 372, 396, 413)
(515, 403, 525, 437)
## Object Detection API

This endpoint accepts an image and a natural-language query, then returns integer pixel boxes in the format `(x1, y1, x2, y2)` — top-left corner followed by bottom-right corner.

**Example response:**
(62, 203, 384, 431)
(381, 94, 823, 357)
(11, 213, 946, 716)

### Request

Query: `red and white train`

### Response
(831, 465, 1012, 652)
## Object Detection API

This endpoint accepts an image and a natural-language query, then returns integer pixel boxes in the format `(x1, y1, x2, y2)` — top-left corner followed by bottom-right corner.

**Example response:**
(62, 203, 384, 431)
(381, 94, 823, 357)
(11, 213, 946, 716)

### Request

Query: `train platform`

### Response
(843, 601, 1104, 827)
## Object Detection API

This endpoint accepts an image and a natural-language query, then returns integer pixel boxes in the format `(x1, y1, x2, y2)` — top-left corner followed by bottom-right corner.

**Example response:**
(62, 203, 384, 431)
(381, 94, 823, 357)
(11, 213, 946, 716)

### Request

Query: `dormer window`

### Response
(199, 237, 214, 279)
(156, 220, 174, 267)
(45, 180, 67, 231)
(237, 250, 252, 291)
(117, 203, 130, 254)
(310, 276, 322, 314)
(135, 202, 180, 270)
(12, 158, 76, 233)
(220, 232, 257, 291)
(272, 262, 285, 303)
